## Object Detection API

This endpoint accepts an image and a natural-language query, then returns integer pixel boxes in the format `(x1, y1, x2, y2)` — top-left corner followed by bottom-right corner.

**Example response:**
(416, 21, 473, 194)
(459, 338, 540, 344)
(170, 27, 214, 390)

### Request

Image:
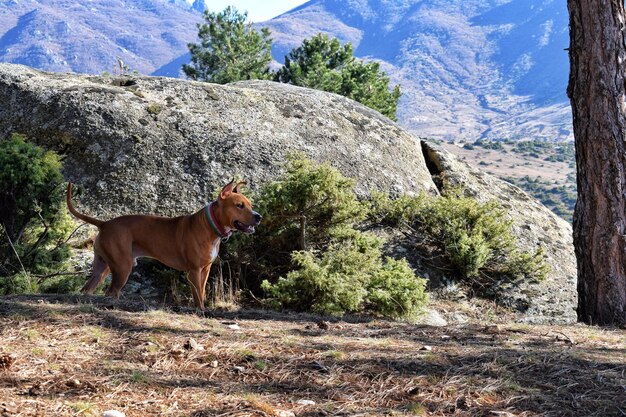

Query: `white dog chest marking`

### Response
(209, 238, 220, 262)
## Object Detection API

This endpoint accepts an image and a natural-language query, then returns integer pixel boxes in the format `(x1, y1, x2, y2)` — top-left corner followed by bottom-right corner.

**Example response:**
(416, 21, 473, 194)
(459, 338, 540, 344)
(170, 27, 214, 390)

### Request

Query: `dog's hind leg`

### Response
(105, 260, 133, 299)
(82, 254, 110, 294)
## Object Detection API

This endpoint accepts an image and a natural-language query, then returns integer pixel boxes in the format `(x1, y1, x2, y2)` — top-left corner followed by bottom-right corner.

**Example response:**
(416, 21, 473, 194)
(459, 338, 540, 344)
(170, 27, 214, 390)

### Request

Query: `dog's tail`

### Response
(66, 183, 104, 228)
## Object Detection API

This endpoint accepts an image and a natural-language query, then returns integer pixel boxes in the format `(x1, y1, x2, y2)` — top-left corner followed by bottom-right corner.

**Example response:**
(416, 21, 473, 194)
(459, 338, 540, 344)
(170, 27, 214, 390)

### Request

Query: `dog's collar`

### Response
(205, 202, 232, 241)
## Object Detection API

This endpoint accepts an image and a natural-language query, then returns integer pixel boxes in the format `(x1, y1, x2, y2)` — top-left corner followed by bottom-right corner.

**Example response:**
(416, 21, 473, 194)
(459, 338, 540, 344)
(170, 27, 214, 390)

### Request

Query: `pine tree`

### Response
(275, 33, 401, 120)
(567, 0, 626, 326)
(183, 6, 273, 84)
(340, 60, 401, 121)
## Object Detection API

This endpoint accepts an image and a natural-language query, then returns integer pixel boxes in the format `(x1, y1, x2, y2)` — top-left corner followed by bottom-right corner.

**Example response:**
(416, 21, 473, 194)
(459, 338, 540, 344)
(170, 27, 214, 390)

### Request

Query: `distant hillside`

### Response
(259, 0, 572, 142)
(0, 0, 572, 142)
(439, 138, 577, 221)
(0, 0, 202, 75)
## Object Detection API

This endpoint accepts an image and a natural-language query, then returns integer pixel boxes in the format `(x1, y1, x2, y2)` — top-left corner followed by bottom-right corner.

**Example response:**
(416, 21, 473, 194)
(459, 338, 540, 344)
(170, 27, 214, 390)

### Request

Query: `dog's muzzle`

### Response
(234, 211, 262, 234)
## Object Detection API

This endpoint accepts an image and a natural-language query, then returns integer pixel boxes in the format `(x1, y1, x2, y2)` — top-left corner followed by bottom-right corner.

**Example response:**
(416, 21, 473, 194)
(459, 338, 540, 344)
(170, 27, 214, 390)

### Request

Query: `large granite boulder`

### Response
(421, 142, 577, 323)
(0, 64, 436, 217)
(0, 63, 576, 323)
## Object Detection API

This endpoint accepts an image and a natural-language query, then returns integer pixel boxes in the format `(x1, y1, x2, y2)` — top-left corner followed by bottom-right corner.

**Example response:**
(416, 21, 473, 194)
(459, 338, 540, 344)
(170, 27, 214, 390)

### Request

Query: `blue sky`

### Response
(205, 0, 310, 22)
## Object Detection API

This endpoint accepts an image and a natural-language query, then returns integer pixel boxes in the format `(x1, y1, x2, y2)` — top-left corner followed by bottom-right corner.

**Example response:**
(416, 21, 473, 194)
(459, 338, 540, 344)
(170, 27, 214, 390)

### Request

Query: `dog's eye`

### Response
(237, 203, 244, 209)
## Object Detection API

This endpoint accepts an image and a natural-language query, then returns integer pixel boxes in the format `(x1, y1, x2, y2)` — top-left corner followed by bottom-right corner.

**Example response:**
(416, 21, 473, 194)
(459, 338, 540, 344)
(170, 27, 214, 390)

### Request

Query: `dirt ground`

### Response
(0, 295, 624, 417)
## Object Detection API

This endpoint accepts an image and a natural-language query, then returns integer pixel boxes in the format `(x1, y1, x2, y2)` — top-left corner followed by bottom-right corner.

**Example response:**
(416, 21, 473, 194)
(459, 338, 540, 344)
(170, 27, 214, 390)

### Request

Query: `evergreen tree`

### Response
(183, 6, 273, 84)
(340, 61, 401, 121)
(567, 0, 626, 325)
(275, 35, 351, 91)
(0, 134, 71, 291)
(275, 33, 401, 120)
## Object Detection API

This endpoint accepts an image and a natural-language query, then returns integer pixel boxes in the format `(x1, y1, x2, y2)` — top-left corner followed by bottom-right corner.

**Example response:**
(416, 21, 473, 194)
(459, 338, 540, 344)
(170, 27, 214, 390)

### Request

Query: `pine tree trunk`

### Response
(567, 0, 626, 325)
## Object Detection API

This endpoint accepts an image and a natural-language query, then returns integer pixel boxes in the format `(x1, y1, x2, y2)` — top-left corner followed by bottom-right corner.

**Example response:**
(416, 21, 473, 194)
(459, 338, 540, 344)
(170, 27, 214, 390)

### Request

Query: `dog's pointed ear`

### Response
(234, 180, 247, 194)
(219, 178, 236, 200)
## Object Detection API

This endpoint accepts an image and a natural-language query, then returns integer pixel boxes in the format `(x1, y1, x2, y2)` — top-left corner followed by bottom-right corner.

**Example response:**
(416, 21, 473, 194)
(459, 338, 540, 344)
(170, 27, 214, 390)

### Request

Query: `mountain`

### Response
(260, 0, 572, 142)
(0, 0, 202, 75)
(0, 0, 572, 142)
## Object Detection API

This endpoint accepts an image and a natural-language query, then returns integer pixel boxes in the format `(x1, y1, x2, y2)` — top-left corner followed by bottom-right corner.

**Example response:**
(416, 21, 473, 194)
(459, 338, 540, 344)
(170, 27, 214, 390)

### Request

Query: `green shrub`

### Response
(221, 154, 366, 284)
(0, 271, 39, 295)
(262, 246, 370, 316)
(366, 257, 428, 319)
(222, 156, 428, 319)
(370, 189, 549, 289)
(261, 229, 428, 319)
(222, 156, 548, 314)
(0, 134, 72, 294)
(38, 273, 86, 294)
(257, 155, 365, 247)
(425, 192, 517, 278)
(506, 247, 550, 280)
(368, 191, 427, 226)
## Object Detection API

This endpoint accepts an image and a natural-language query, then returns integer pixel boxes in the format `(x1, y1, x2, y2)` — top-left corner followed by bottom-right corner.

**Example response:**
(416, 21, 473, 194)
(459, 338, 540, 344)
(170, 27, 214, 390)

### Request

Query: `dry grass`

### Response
(0, 295, 624, 417)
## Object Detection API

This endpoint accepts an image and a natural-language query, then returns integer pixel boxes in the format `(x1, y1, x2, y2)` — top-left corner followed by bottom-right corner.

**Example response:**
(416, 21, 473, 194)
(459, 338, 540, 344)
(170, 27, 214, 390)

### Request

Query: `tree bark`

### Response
(567, 0, 626, 325)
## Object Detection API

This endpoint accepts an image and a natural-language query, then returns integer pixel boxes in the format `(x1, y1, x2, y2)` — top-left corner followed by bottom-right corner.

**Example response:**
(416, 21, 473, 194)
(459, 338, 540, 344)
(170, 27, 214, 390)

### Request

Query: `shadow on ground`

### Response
(0, 294, 624, 416)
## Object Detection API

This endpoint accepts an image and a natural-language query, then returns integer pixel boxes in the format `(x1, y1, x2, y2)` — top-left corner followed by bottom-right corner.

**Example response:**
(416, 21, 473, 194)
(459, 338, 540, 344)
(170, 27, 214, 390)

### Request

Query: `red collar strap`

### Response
(205, 202, 232, 241)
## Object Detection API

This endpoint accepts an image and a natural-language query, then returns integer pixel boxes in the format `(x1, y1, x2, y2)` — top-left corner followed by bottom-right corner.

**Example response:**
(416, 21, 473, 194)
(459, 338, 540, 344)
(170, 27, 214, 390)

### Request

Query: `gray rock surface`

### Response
(422, 142, 577, 323)
(419, 309, 448, 327)
(0, 64, 436, 218)
(0, 63, 576, 323)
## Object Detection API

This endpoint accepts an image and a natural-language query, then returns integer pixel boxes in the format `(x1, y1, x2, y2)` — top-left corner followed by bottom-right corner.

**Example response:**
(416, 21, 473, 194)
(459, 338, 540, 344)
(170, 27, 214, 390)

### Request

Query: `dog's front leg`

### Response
(199, 264, 212, 307)
(186, 268, 205, 310)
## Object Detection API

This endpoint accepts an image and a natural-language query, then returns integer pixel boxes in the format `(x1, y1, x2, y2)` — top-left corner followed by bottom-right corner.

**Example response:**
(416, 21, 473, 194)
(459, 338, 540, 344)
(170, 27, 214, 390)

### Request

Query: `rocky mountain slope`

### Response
(259, 0, 572, 142)
(0, 0, 202, 75)
(1, 0, 572, 143)
(0, 64, 576, 322)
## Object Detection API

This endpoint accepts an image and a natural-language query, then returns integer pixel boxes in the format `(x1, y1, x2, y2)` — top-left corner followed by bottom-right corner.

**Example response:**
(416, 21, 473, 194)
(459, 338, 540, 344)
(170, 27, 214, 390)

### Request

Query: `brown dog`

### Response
(66, 180, 261, 309)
